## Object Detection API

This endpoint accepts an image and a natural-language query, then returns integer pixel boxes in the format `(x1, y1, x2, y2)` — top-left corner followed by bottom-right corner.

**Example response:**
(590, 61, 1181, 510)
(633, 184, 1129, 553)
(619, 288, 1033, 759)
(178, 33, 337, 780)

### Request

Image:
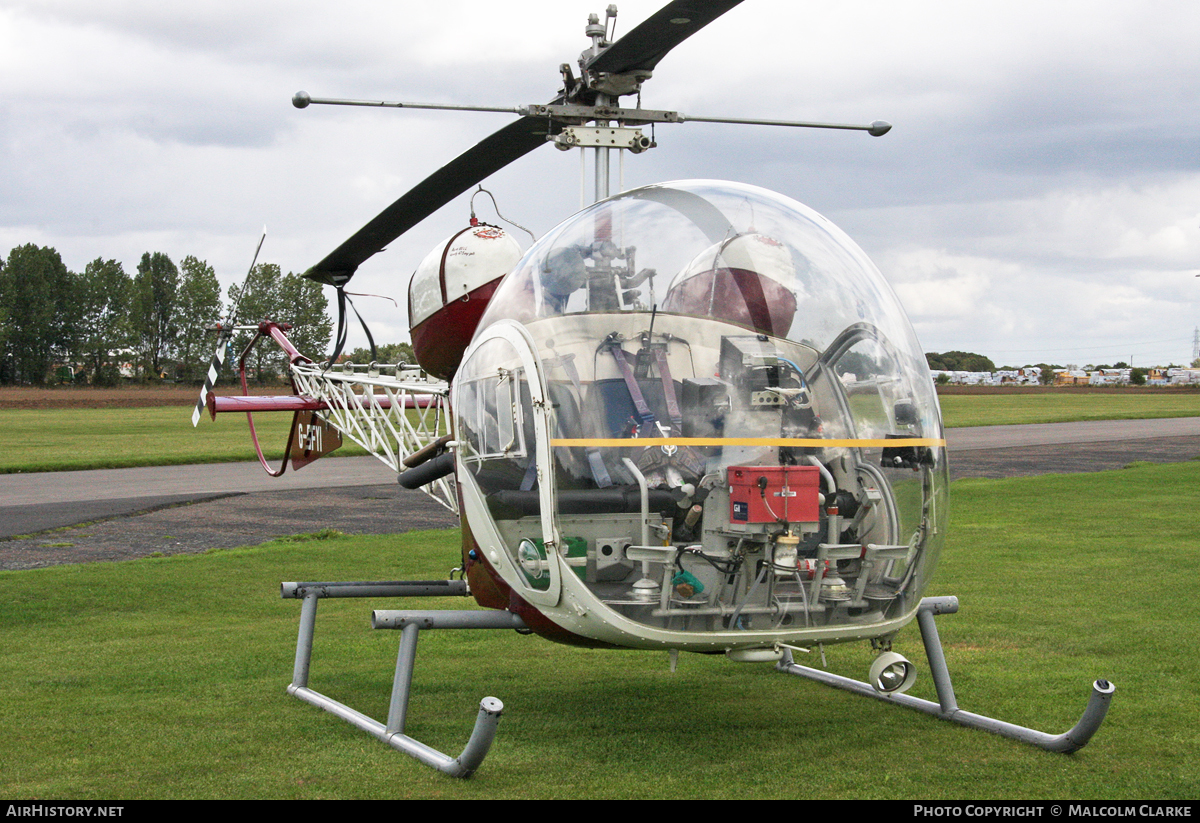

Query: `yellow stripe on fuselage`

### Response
(549, 437, 945, 448)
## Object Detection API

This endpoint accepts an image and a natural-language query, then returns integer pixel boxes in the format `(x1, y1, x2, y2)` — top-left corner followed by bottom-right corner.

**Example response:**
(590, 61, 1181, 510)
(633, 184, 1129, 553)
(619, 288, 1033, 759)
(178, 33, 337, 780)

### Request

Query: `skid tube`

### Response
(776, 596, 1114, 753)
(281, 580, 526, 778)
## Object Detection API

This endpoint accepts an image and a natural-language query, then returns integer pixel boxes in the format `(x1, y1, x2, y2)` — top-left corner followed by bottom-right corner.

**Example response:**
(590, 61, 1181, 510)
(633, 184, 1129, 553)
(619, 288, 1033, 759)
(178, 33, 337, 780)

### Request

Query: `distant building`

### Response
(932, 364, 1185, 388)
(1054, 370, 1089, 386)
(931, 367, 1040, 386)
(1168, 368, 1200, 385)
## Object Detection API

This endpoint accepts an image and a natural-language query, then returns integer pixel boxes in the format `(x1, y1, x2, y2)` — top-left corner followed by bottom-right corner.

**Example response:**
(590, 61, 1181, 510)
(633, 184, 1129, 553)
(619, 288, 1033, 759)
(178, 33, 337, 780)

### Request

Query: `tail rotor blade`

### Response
(192, 227, 266, 426)
(191, 333, 230, 427)
(228, 226, 268, 327)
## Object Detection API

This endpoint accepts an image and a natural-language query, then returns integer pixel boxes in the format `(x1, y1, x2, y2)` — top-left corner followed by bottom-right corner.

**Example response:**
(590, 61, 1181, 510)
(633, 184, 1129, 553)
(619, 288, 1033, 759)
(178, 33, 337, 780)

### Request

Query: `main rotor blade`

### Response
(587, 0, 745, 74)
(304, 113, 560, 286)
(304, 1, 746, 286)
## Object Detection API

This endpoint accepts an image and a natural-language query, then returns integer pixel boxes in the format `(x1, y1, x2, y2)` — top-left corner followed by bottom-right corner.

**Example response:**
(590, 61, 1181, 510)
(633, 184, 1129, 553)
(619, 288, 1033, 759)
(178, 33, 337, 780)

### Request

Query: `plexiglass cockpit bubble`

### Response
(455, 180, 947, 648)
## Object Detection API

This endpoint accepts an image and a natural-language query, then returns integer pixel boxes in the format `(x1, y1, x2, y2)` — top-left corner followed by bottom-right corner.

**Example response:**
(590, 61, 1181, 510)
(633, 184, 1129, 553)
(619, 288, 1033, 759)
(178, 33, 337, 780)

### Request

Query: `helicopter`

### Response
(198, 0, 1114, 777)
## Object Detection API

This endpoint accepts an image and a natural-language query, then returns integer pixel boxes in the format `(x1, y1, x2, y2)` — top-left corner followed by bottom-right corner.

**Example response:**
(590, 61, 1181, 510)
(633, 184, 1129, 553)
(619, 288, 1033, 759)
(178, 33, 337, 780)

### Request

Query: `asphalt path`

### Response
(3, 417, 1199, 570)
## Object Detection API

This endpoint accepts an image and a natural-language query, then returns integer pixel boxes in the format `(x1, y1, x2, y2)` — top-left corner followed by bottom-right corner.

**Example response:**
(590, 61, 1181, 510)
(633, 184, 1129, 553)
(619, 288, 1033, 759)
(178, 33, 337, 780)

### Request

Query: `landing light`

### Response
(518, 539, 546, 580)
(869, 651, 917, 694)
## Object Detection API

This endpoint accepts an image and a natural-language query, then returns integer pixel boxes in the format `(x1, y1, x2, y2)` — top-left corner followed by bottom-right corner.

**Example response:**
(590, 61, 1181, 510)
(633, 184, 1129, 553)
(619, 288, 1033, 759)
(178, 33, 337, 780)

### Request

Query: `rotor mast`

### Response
(584, 8, 617, 202)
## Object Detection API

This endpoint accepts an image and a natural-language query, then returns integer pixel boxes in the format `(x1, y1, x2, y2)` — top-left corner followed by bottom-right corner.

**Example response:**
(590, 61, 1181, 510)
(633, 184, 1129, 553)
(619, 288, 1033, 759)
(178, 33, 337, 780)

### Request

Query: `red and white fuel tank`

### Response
(408, 222, 523, 380)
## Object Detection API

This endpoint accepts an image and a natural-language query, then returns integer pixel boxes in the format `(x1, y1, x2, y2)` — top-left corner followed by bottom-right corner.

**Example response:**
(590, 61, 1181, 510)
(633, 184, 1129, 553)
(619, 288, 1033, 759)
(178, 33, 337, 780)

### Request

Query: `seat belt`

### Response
(609, 345, 656, 435)
(651, 347, 682, 433)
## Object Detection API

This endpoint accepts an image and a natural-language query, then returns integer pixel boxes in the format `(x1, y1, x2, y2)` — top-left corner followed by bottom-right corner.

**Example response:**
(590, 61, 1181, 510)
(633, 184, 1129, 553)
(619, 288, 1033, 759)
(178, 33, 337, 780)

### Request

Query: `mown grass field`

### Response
(2, 462, 1198, 799)
(936, 390, 1200, 428)
(3, 387, 1199, 473)
(0, 407, 370, 473)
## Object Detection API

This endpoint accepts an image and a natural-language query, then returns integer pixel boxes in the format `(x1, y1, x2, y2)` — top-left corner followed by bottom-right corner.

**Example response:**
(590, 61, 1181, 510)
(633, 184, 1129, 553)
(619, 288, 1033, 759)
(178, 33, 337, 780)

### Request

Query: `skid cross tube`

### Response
(282, 580, 526, 777)
(776, 596, 1115, 753)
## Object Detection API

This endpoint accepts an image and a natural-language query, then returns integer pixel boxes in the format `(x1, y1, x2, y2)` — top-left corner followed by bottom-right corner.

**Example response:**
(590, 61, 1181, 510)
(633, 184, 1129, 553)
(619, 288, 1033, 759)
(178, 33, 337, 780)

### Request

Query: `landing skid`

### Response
(282, 587, 1111, 779)
(777, 596, 1115, 753)
(282, 580, 525, 778)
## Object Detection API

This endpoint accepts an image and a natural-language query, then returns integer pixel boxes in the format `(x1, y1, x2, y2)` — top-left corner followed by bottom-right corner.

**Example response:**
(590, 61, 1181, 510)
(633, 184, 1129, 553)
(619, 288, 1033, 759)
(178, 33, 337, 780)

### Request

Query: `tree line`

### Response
(925, 351, 998, 374)
(0, 244, 333, 386)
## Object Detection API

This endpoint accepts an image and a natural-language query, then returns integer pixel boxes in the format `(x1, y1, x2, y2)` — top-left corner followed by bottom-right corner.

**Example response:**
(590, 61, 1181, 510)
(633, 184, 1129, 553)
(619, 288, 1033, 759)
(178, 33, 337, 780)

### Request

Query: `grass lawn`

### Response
(2, 390, 1199, 473)
(0, 407, 367, 473)
(937, 391, 1200, 427)
(1, 462, 1197, 799)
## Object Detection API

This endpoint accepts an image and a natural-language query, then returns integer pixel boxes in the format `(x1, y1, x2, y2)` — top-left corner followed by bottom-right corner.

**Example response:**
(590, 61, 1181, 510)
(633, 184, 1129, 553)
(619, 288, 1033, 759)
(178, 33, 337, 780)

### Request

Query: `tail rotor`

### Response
(191, 227, 267, 427)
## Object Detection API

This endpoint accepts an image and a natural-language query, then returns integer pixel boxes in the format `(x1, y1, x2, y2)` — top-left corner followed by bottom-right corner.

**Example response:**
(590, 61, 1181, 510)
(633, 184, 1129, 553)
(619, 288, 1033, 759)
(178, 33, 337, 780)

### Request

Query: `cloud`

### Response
(2, 0, 1198, 367)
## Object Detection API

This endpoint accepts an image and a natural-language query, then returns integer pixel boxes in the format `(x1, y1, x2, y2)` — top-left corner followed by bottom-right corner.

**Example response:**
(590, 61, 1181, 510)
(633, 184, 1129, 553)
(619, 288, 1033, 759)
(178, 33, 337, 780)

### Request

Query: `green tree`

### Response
(225, 266, 334, 382)
(77, 258, 132, 386)
(227, 263, 283, 382)
(925, 351, 996, 373)
(342, 341, 416, 366)
(276, 272, 333, 364)
(0, 256, 6, 360)
(1034, 363, 1060, 386)
(0, 244, 77, 384)
(130, 252, 179, 379)
(173, 256, 223, 382)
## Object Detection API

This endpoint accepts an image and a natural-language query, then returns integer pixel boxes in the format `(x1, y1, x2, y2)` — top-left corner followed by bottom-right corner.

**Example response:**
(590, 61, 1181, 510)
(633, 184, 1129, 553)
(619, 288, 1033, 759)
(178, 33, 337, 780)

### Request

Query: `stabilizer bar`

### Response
(776, 596, 1114, 753)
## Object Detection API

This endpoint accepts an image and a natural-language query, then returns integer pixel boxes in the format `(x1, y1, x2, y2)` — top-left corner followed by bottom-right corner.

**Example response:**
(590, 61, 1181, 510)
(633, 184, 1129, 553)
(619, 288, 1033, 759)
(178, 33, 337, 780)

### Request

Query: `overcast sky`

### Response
(3, 0, 1199, 368)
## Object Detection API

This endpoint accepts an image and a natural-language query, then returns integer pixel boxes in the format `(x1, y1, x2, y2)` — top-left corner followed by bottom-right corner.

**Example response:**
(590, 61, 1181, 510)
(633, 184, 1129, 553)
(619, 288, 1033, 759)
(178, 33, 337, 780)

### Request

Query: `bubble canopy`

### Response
(476, 180, 926, 365)
(456, 180, 946, 648)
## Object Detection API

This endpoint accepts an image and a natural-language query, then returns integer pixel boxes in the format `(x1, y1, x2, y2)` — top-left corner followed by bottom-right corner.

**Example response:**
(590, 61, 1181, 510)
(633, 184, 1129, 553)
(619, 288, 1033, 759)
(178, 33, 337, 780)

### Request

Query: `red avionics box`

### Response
(728, 466, 821, 524)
